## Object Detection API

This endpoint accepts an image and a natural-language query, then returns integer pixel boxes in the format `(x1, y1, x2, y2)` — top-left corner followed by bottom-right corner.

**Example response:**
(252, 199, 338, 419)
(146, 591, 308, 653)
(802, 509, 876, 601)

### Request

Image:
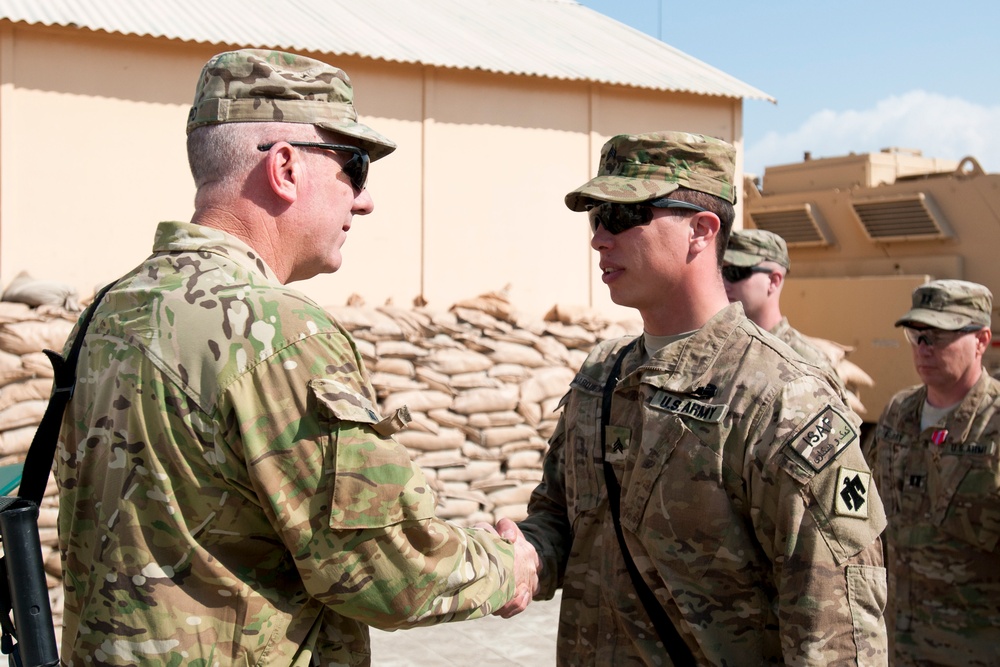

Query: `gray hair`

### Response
(186, 122, 329, 192)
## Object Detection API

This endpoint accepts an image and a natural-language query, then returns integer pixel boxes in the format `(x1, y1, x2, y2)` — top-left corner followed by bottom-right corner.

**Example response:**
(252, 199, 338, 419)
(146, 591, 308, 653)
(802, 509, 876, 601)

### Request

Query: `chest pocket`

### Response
(618, 408, 751, 578)
(560, 383, 604, 524)
(618, 410, 682, 534)
(935, 447, 1000, 552)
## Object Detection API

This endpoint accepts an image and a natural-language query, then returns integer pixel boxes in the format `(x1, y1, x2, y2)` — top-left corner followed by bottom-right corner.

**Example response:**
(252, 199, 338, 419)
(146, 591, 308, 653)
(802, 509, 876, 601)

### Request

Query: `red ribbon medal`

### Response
(930, 429, 948, 445)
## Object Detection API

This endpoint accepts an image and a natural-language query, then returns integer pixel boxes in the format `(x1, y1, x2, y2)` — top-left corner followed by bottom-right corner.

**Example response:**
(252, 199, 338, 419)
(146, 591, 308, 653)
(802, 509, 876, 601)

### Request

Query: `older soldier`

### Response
(866, 279, 1000, 666)
(513, 132, 888, 665)
(723, 229, 846, 392)
(55, 49, 536, 666)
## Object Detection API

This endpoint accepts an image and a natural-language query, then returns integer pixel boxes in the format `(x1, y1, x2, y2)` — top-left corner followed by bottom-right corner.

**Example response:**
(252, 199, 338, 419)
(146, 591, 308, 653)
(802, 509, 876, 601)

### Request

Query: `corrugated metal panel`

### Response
(0, 0, 773, 101)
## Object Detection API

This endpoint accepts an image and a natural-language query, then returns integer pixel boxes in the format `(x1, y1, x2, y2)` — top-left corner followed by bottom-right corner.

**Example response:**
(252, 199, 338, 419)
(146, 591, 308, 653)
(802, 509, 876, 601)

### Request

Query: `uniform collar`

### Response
(151, 221, 283, 286)
(626, 303, 744, 393)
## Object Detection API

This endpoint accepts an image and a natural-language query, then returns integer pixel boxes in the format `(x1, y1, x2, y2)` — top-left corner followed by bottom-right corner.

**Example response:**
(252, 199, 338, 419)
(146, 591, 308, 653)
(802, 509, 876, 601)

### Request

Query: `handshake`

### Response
(476, 517, 541, 618)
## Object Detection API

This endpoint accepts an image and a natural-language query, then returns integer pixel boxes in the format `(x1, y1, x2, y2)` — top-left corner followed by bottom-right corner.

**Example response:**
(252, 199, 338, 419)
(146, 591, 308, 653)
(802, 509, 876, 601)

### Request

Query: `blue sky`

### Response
(576, 0, 1000, 179)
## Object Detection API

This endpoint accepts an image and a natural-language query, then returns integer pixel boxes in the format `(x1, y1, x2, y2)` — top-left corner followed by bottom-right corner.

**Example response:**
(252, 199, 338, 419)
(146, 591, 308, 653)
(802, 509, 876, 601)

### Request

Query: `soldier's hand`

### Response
(492, 517, 539, 618)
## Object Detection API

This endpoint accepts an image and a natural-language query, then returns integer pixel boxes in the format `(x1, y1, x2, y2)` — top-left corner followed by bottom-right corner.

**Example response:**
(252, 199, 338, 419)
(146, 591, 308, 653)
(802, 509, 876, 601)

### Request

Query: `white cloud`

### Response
(746, 91, 1000, 181)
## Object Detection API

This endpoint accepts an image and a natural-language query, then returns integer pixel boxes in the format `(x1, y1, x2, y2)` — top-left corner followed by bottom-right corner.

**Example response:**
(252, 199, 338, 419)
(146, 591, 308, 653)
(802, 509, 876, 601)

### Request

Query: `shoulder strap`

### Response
(17, 280, 117, 504)
(600, 338, 696, 666)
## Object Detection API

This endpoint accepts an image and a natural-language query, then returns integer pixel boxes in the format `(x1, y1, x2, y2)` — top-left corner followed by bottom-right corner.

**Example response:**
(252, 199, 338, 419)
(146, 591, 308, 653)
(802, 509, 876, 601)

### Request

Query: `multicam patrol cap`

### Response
(565, 131, 737, 211)
(724, 229, 790, 269)
(894, 279, 993, 330)
(187, 49, 396, 161)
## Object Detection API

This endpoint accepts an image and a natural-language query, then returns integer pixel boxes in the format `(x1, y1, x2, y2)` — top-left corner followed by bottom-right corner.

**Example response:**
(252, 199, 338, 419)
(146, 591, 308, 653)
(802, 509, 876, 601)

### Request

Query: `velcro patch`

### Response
(570, 373, 603, 395)
(650, 391, 727, 423)
(789, 407, 857, 472)
(835, 467, 871, 519)
(945, 441, 997, 456)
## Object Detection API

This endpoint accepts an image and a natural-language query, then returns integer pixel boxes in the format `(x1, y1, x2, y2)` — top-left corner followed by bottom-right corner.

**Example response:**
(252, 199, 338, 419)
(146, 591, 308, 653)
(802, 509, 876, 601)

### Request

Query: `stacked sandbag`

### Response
(328, 288, 641, 525)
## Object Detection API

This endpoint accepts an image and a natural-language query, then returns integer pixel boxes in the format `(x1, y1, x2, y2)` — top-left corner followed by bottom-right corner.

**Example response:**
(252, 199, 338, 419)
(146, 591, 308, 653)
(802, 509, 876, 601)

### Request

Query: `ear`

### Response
(768, 269, 784, 294)
(688, 211, 720, 256)
(976, 327, 992, 354)
(262, 143, 300, 204)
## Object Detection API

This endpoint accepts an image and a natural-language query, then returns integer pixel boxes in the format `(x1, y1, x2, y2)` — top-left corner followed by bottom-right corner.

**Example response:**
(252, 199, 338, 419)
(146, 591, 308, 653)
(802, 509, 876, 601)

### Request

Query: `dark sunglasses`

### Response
(257, 141, 369, 191)
(586, 198, 709, 235)
(721, 265, 774, 283)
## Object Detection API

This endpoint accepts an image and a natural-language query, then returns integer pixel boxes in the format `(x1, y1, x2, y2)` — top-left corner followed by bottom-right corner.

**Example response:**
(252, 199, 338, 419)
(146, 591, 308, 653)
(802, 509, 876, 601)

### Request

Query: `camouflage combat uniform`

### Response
(868, 371, 1000, 666)
(519, 304, 888, 666)
(56, 222, 516, 666)
(771, 316, 849, 398)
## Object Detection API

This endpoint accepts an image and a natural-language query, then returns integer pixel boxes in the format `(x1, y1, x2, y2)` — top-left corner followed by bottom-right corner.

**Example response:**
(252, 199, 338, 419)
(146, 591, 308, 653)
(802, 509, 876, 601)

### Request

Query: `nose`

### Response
(353, 188, 374, 215)
(590, 224, 613, 250)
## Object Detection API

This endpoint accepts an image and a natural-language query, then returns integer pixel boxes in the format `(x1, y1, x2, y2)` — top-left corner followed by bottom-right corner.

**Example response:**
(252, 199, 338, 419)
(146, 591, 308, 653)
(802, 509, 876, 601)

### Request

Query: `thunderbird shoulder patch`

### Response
(835, 467, 871, 518)
(789, 407, 858, 472)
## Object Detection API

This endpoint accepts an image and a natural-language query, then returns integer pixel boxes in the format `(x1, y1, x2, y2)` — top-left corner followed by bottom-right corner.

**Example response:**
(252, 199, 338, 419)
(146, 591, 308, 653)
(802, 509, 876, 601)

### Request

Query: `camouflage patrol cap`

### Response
(565, 131, 737, 211)
(894, 279, 993, 330)
(187, 49, 396, 161)
(724, 229, 790, 269)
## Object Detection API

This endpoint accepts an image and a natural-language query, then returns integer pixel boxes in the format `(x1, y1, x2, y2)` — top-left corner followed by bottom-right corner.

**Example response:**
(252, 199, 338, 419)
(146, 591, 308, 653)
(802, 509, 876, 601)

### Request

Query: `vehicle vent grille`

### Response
(850, 193, 951, 241)
(747, 204, 829, 247)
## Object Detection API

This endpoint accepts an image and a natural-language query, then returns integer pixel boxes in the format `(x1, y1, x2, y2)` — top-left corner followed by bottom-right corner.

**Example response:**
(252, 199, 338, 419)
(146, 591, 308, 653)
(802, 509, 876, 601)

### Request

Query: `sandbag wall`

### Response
(326, 295, 640, 524)
(0, 291, 641, 641)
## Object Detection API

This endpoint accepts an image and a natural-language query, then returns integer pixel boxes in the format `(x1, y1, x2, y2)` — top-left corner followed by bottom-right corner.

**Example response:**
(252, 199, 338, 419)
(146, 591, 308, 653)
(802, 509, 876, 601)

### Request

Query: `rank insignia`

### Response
(604, 425, 631, 463)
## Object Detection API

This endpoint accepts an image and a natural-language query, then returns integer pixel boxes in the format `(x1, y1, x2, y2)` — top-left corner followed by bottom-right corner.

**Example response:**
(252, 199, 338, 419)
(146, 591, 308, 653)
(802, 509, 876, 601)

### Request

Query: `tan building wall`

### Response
(0, 22, 745, 319)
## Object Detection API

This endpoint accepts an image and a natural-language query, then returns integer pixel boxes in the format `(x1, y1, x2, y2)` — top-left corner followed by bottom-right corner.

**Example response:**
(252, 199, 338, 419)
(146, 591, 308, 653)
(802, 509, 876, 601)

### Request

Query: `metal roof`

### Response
(0, 0, 773, 101)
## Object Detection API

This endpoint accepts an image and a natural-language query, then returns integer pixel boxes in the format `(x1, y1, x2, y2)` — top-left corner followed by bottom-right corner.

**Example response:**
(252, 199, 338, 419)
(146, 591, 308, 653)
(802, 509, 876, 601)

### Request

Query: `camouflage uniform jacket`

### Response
(868, 371, 1000, 666)
(56, 222, 516, 667)
(770, 316, 848, 399)
(519, 304, 888, 666)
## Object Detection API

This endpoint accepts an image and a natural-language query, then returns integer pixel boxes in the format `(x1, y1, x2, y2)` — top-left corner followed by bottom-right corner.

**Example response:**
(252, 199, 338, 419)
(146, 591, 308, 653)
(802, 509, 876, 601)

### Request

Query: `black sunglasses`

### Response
(257, 141, 369, 191)
(586, 198, 709, 235)
(722, 265, 773, 283)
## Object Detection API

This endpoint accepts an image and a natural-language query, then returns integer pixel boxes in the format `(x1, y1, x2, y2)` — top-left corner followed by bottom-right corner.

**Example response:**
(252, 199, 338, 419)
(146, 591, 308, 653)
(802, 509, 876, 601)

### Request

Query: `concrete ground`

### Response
(370, 591, 561, 666)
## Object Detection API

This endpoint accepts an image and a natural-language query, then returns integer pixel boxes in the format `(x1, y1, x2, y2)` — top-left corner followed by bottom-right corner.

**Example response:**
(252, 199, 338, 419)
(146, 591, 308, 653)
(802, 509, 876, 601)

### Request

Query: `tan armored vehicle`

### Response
(743, 147, 1000, 422)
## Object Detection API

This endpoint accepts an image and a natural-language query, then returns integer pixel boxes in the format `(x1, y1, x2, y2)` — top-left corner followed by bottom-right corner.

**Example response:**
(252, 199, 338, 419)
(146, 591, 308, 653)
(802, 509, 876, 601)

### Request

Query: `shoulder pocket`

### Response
(310, 378, 381, 423)
(308, 378, 433, 529)
(309, 378, 411, 436)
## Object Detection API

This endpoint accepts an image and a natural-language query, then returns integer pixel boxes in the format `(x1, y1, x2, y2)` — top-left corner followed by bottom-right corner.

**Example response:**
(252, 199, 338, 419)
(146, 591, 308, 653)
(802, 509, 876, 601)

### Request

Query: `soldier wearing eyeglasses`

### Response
(55, 49, 537, 666)
(722, 229, 850, 400)
(864, 279, 1000, 666)
(511, 131, 888, 665)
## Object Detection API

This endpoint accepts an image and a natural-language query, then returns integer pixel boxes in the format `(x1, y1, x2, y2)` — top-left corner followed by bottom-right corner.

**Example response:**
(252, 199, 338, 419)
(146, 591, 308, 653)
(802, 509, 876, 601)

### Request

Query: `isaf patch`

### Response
(835, 467, 871, 518)
(790, 407, 857, 472)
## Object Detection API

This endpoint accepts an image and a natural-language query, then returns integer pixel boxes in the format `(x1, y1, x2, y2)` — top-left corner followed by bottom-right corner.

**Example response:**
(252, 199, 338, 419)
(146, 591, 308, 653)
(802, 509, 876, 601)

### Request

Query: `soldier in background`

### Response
(511, 131, 888, 665)
(55, 49, 536, 666)
(723, 228, 849, 398)
(865, 279, 1000, 666)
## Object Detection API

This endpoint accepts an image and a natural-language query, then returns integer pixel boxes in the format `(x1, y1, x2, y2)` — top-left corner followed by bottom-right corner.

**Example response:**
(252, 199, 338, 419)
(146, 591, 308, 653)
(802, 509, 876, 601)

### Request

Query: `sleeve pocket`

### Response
(308, 378, 434, 529)
(847, 564, 888, 667)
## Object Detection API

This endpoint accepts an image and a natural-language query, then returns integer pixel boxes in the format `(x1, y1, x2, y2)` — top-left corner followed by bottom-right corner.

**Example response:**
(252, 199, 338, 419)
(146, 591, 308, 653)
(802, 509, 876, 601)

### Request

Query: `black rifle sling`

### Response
(0, 281, 115, 663)
(600, 339, 696, 666)
(17, 280, 116, 504)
